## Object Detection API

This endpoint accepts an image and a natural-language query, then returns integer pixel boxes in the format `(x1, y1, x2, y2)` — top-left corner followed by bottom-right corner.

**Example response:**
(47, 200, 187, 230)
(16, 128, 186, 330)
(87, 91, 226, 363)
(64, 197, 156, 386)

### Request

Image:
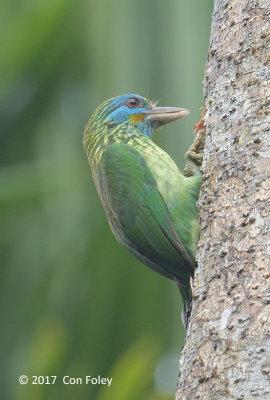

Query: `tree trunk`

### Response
(176, 1, 270, 399)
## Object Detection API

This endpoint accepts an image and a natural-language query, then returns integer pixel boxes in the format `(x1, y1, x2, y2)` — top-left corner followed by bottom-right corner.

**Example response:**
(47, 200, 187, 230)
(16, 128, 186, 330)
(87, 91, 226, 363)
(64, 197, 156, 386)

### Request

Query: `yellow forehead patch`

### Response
(130, 114, 145, 124)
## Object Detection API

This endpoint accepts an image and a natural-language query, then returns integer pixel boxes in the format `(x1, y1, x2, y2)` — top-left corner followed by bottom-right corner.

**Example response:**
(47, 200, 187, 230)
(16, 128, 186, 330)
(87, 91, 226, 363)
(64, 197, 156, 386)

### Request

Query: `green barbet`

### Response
(83, 94, 202, 326)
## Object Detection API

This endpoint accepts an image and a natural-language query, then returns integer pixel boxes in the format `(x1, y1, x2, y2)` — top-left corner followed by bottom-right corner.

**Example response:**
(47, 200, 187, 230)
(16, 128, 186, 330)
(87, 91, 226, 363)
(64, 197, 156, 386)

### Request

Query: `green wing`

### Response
(99, 143, 195, 284)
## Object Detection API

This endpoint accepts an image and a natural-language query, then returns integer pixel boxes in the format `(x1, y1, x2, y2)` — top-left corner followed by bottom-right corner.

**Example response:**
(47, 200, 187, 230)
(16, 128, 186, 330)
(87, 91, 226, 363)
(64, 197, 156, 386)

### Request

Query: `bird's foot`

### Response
(183, 108, 206, 177)
(183, 129, 206, 177)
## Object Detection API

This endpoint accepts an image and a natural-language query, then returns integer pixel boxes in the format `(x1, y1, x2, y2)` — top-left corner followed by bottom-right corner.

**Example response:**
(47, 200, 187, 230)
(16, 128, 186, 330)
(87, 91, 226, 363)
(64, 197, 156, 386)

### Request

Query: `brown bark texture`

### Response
(176, 1, 270, 399)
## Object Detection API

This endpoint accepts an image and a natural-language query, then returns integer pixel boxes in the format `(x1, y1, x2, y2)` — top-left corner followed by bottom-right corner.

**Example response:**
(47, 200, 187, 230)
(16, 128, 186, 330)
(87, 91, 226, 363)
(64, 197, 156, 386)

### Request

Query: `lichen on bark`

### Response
(176, 0, 270, 399)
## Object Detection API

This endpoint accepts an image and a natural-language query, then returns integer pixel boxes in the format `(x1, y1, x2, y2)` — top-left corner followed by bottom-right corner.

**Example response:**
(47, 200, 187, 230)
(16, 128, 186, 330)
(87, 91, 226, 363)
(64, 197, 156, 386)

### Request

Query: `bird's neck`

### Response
(83, 121, 143, 168)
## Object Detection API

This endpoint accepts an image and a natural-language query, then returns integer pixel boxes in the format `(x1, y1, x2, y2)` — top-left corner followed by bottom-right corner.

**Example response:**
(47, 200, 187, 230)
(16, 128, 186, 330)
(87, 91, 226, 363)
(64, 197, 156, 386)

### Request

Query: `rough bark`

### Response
(176, 1, 270, 399)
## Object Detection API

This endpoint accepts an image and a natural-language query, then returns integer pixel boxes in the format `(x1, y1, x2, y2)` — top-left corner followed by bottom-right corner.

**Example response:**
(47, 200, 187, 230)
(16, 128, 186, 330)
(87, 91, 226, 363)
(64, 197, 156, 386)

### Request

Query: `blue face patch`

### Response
(103, 94, 154, 138)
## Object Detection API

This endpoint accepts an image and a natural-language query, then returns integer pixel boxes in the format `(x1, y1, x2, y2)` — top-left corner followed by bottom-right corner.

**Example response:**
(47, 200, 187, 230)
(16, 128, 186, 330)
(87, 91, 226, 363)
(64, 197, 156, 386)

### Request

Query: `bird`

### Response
(83, 94, 202, 327)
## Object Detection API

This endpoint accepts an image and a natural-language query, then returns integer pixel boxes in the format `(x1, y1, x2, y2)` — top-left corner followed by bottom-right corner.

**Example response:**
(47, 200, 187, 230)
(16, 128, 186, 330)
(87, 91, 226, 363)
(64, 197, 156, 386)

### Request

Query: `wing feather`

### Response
(99, 143, 194, 283)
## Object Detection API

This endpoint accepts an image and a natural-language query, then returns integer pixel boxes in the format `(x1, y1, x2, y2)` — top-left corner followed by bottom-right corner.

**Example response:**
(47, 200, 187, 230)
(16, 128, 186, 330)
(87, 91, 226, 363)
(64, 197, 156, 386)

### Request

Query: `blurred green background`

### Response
(0, 1, 212, 399)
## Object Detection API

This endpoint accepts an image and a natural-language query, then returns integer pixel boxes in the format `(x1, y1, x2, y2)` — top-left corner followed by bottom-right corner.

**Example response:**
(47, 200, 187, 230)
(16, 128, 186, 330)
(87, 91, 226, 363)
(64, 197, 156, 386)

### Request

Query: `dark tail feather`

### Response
(177, 282, 192, 330)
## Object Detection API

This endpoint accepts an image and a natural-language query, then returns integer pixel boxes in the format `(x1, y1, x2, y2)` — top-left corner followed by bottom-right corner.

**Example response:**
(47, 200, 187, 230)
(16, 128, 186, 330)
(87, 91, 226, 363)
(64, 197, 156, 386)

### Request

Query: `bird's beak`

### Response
(144, 106, 189, 124)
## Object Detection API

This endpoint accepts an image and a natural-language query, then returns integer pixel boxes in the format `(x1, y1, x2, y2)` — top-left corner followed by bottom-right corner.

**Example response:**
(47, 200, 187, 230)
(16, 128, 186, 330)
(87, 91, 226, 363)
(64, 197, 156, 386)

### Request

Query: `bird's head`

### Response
(90, 94, 189, 138)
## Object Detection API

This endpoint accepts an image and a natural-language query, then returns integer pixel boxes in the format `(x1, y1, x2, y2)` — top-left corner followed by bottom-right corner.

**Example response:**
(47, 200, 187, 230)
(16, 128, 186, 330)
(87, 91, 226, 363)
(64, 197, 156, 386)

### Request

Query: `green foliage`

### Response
(0, 0, 212, 399)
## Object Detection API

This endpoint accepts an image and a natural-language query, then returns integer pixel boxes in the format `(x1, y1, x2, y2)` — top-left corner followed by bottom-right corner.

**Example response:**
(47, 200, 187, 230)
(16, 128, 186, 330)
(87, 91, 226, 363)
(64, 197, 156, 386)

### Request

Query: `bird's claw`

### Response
(183, 129, 205, 177)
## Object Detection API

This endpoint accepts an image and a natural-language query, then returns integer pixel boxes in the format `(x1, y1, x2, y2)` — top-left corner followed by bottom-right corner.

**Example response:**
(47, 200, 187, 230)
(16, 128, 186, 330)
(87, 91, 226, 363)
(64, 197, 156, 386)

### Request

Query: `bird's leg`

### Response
(183, 108, 206, 177)
(183, 129, 206, 177)
(183, 130, 205, 177)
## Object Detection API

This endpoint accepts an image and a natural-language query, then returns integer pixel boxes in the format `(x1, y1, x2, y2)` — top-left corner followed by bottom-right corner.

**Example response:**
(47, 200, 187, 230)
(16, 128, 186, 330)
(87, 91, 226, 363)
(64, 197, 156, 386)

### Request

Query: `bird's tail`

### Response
(177, 281, 192, 330)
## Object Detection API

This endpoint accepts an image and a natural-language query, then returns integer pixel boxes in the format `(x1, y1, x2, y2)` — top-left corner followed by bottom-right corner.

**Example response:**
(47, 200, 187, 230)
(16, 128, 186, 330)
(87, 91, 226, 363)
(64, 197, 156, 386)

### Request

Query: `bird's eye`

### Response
(126, 97, 140, 108)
